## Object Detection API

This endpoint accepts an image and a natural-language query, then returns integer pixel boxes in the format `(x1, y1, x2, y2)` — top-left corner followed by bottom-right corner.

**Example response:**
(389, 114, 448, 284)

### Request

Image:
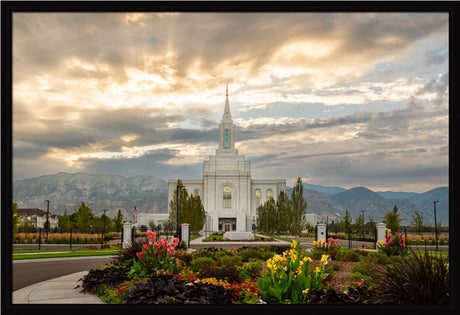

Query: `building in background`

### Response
(18, 208, 59, 230)
(168, 87, 286, 233)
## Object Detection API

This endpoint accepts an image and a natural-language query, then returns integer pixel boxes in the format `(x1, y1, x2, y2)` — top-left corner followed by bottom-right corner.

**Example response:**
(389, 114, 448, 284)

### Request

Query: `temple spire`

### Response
(222, 84, 232, 122)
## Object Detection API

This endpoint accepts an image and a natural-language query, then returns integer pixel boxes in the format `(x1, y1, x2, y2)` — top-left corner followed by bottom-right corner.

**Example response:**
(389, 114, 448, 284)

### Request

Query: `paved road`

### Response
(12, 256, 115, 291)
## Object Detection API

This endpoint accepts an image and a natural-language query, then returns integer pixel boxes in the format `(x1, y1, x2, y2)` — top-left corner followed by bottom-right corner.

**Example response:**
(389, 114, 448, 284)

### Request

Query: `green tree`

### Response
(257, 198, 276, 234)
(58, 209, 72, 232)
(18, 220, 36, 233)
(276, 190, 291, 234)
(290, 177, 307, 235)
(343, 210, 353, 234)
(383, 205, 404, 232)
(113, 209, 124, 231)
(12, 201, 20, 235)
(355, 213, 364, 235)
(411, 211, 424, 232)
(74, 202, 94, 232)
(166, 180, 189, 232)
(148, 219, 156, 231)
(184, 194, 206, 234)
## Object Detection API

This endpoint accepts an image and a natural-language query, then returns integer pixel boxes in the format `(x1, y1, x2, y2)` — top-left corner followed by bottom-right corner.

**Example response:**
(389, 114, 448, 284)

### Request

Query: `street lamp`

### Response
(45, 200, 50, 241)
(101, 210, 106, 249)
(433, 200, 439, 251)
(205, 211, 208, 239)
(361, 210, 367, 239)
(176, 183, 185, 242)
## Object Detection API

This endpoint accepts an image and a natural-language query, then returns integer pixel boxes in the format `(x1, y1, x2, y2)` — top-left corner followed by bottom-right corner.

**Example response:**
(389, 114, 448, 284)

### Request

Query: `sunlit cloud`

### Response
(11, 11, 449, 192)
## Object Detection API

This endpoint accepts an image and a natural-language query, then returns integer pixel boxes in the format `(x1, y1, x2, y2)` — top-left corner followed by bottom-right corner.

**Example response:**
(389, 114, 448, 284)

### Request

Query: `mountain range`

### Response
(13, 172, 449, 226)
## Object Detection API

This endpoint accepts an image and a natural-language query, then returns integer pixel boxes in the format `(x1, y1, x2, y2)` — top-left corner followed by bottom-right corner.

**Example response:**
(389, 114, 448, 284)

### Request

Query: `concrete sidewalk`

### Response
(13, 271, 104, 304)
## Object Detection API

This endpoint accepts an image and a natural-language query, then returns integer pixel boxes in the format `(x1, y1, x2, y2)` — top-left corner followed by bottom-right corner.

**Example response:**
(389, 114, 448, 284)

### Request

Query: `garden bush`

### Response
(335, 248, 360, 262)
(190, 257, 216, 272)
(216, 255, 243, 268)
(237, 247, 273, 262)
(374, 250, 449, 304)
(78, 265, 132, 293)
(199, 265, 241, 283)
(122, 274, 235, 304)
(239, 260, 263, 280)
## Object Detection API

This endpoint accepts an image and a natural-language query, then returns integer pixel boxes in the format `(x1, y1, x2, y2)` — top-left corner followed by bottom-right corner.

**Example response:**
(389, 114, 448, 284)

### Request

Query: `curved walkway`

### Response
(12, 271, 103, 304)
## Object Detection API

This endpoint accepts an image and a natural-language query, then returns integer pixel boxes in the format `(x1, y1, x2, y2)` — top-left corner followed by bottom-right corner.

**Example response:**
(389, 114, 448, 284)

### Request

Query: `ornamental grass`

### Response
(373, 249, 449, 304)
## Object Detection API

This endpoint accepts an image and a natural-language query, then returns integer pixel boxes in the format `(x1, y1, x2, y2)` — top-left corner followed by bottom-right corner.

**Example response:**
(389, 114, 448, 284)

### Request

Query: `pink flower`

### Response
(172, 238, 179, 246)
(142, 244, 148, 249)
(148, 231, 156, 239)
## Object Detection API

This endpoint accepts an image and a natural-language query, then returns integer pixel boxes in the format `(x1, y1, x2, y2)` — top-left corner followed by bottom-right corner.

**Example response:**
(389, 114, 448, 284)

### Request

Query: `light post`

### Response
(205, 212, 208, 239)
(45, 200, 50, 241)
(433, 200, 439, 251)
(361, 210, 367, 239)
(101, 210, 106, 249)
(176, 184, 185, 242)
(252, 216, 255, 233)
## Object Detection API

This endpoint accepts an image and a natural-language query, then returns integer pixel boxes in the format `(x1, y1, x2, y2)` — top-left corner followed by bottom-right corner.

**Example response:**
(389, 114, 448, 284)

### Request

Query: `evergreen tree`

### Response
(343, 210, 353, 234)
(411, 211, 425, 232)
(113, 209, 124, 231)
(383, 205, 404, 232)
(166, 180, 189, 231)
(184, 194, 206, 233)
(257, 198, 276, 234)
(290, 177, 307, 235)
(276, 190, 291, 234)
(12, 201, 20, 235)
(58, 209, 72, 232)
(74, 202, 94, 232)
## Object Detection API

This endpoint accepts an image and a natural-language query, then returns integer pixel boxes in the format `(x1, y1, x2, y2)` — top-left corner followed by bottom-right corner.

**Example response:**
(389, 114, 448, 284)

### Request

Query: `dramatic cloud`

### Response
(12, 12, 449, 193)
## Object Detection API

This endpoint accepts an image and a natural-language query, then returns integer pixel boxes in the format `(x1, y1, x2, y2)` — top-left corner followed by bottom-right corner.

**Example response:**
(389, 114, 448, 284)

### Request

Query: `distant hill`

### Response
(13, 172, 168, 217)
(329, 187, 424, 225)
(377, 191, 419, 199)
(301, 183, 346, 196)
(409, 187, 449, 226)
(13, 173, 448, 226)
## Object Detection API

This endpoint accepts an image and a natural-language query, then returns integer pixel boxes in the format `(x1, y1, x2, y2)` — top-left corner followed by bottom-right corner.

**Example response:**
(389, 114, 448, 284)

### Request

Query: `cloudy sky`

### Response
(12, 12, 449, 193)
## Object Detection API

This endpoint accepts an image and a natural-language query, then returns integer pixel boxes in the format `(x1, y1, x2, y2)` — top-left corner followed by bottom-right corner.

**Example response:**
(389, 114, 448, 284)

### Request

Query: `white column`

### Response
(122, 223, 132, 249)
(181, 223, 190, 249)
(316, 223, 327, 242)
(376, 223, 387, 244)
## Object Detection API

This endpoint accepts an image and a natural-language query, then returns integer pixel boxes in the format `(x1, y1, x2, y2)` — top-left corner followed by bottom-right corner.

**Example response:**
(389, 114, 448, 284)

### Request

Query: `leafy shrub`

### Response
(191, 256, 216, 272)
(216, 255, 243, 268)
(258, 241, 328, 304)
(374, 250, 449, 304)
(199, 265, 241, 283)
(237, 247, 274, 261)
(335, 248, 360, 262)
(129, 232, 181, 279)
(123, 274, 235, 304)
(349, 272, 373, 287)
(239, 260, 263, 280)
(114, 238, 145, 266)
(377, 230, 408, 257)
(78, 265, 131, 293)
(265, 245, 291, 255)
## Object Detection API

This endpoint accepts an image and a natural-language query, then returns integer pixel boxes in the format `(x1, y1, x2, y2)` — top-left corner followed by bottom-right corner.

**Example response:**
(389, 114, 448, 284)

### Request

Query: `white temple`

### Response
(168, 86, 286, 234)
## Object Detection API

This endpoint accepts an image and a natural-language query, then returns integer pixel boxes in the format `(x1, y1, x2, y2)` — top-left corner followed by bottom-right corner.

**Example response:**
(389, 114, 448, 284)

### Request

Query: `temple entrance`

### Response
(219, 218, 236, 232)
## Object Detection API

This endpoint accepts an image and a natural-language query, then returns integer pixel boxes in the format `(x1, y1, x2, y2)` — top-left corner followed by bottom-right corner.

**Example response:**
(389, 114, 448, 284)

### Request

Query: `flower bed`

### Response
(78, 235, 449, 304)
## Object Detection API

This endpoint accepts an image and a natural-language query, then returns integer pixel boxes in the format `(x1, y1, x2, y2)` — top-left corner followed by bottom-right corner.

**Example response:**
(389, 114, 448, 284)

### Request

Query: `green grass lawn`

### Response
(12, 248, 119, 260)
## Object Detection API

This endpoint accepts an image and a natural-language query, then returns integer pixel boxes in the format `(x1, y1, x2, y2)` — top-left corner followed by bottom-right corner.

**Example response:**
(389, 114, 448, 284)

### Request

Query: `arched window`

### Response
(255, 189, 261, 214)
(224, 129, 230, 148)
(267, 189, 273, 200)
(223, 185, 232, 208)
